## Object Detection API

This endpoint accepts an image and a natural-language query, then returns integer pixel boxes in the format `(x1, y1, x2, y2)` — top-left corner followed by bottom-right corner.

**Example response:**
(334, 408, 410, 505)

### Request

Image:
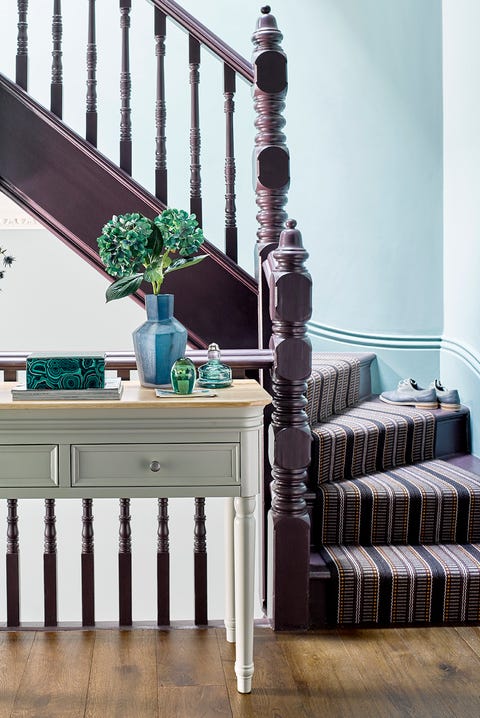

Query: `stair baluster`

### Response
(224, 65, 238, 263)
(119, 0, 132, 175)
(81, 498, 95, 626)
(194, 497, 207, 625)
(157, 498, 170, 625)
(155, 8, 168, 204)
(6, 499, 20, 627)
(44, 498, 58, 626)
(16, 0, 28, 91)
(118, 497, 132, 625)
(51, 0, 63, 118)
(86, 0, 98, 146)
(189, 35, 202, 226)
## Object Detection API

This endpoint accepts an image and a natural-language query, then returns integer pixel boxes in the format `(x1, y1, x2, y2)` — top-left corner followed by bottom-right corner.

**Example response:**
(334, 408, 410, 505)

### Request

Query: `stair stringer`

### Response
(0, 72, 258, 350)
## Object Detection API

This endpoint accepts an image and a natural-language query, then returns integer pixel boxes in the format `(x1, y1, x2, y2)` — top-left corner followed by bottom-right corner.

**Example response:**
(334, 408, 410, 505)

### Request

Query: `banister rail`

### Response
(149, 0, 254, 82)
(0, 350, 274, 382)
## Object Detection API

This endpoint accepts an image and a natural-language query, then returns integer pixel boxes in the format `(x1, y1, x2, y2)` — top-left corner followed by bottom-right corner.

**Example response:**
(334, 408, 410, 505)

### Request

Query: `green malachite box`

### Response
(26, 352, 105, 390)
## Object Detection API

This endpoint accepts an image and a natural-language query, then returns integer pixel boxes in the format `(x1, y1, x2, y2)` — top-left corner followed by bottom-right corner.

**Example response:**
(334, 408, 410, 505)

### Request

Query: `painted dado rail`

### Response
(1, 2, 311, 630)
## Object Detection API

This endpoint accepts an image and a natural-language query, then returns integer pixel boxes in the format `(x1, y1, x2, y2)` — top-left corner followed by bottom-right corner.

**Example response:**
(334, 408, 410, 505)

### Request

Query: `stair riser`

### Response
(319, 543, 480, 626)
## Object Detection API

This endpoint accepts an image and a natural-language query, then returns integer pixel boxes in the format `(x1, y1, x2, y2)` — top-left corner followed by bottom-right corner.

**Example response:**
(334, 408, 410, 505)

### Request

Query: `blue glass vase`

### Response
(132, 294, 187, 387)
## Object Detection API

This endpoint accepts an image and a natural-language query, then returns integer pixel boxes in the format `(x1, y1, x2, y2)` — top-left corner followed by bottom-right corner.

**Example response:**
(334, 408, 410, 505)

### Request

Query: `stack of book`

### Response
(11, 352, 123, 401)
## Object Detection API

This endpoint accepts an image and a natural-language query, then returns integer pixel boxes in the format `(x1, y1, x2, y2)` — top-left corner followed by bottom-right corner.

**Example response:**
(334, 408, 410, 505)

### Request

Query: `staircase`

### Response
(307, 353, 480, 626)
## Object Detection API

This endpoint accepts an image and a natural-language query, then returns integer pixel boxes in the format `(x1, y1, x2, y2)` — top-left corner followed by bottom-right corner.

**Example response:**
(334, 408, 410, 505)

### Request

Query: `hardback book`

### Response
(11, 377, 122, 401)
(26, 351, 105, 390)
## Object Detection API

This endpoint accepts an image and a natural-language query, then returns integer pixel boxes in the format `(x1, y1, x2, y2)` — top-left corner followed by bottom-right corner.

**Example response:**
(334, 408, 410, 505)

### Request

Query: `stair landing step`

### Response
(319, 542, 480, 626)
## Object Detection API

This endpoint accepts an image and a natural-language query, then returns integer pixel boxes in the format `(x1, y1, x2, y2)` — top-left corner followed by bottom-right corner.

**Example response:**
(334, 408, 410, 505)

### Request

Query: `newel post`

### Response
(252, 5, 290, 349)
(268, 219, 312, 630)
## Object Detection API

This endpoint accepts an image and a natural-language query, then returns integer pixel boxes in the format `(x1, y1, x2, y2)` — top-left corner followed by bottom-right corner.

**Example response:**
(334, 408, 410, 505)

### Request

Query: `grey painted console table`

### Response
(0, 379, 271, 694)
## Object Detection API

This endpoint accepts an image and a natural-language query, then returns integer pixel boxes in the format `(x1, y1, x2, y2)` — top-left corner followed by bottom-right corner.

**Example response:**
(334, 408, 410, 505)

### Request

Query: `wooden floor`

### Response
(1, 624, 480, 717)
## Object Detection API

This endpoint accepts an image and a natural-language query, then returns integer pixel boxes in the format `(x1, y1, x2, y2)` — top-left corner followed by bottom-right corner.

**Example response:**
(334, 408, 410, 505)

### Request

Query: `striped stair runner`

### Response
(308, 353, 480, 626)
(311, 399, 436, 484)
(320, 543, 480, 625)
(317, 459, 480, 545)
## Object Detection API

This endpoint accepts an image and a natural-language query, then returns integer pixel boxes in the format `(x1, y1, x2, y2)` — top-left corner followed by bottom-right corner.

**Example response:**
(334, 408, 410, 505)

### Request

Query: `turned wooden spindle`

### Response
(16, 1, 29, 90)
(189, 35, 202, 227)
(6, 499, 20, 627)
(86, 0, 98, 146)
(119, 0, 132, 174)
(50, 0, 63, 118)
(81, 498, 95, 626)
(118, 497, 132, 625)
(194, 497, 207, 625)
(155, 8, 168, 203)
(224, 64, 238, 263)
(44, 498, 58, 626)
(157, 498, 170, 626)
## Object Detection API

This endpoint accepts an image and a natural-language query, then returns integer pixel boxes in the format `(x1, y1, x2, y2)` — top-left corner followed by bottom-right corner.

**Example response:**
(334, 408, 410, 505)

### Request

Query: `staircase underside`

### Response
(0, 73, 258, 349)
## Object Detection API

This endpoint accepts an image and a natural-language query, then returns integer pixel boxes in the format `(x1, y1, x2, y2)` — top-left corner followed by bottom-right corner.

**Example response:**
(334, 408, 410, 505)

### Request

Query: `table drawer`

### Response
(71, 443, 240, 487)
(0, 445, 58, 487)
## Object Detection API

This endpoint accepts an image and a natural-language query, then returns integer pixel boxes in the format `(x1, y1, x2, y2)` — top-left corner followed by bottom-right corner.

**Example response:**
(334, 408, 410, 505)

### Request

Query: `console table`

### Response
(0, 379, 271, 694)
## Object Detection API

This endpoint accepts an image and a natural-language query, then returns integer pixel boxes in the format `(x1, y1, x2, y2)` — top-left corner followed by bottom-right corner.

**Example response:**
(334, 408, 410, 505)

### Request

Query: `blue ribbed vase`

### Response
(132, 294, 187, 387)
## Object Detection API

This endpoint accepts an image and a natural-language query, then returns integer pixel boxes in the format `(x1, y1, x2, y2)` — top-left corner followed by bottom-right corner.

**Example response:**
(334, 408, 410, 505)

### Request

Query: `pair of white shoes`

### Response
(380, 378, 460, 411)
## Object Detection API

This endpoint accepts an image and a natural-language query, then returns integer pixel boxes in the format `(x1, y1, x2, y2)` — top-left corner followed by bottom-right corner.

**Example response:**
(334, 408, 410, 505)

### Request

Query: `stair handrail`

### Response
(149, 0, 254, 82)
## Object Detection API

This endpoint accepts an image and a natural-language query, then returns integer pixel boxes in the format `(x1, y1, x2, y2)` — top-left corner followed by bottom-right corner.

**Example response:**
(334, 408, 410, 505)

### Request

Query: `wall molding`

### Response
(307, 320, 441, 350)
(441, 337, 480, 379)
(308, 321, 480, 379)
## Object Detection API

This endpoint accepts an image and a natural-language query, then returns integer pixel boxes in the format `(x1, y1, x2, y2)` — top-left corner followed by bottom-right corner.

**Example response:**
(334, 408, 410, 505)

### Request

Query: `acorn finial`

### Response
(278, 219, 304, 249)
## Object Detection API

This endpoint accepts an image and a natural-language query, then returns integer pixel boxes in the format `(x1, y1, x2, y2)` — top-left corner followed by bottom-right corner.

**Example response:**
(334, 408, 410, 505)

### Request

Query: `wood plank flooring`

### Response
(1, 625, 480, 717)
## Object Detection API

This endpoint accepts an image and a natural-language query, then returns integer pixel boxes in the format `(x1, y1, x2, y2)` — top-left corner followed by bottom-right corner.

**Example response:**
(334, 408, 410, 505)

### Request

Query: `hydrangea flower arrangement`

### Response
(0, 246, 14, 290)
(97, 208, 206, 301)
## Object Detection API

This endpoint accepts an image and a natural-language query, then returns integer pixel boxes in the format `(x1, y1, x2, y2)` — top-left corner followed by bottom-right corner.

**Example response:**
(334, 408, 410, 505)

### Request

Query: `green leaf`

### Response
(164, 254, 208, 274)
(105, 273, 144, 302)
(144, 264, 163, 284)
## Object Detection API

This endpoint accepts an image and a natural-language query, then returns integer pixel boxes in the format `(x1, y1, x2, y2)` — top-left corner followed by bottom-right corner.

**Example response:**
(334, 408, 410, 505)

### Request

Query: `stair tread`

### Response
(310, 397, 469, 486)
(317, 458, 480, 545)
(311, 396, 437, 484)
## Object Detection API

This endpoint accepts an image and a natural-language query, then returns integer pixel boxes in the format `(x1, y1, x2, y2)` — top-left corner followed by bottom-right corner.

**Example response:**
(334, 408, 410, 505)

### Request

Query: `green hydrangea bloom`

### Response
(97, 208, 207, 301)
(154, 209, 205, 256)
(97, 213, 153, 278)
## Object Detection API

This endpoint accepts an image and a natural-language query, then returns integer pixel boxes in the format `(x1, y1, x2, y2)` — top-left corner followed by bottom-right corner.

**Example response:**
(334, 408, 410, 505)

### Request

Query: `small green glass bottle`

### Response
(197, 343, 232, 388)
(170, 357, 196, 394)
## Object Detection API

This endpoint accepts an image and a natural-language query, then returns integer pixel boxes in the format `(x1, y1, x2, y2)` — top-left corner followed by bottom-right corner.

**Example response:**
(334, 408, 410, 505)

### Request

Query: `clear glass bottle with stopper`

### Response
(197, 343, 232, 388)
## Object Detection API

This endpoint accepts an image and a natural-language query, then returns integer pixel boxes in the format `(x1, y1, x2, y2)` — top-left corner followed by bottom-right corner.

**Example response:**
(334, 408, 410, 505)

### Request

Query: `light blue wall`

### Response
(298, 0, 444, 393)
(442, 0, 480, 453)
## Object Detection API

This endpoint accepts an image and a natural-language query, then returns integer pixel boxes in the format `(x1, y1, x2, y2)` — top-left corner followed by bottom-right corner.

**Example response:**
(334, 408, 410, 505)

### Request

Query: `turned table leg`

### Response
(234, 495, 256, 694)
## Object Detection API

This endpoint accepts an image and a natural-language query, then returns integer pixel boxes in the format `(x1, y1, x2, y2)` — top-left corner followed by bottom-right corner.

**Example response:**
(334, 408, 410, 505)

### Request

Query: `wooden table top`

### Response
(0, 379, 272, 411)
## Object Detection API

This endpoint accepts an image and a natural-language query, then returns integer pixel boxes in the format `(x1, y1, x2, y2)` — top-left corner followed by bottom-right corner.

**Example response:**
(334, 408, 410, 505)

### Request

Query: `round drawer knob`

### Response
(149, 460, 161, 473)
